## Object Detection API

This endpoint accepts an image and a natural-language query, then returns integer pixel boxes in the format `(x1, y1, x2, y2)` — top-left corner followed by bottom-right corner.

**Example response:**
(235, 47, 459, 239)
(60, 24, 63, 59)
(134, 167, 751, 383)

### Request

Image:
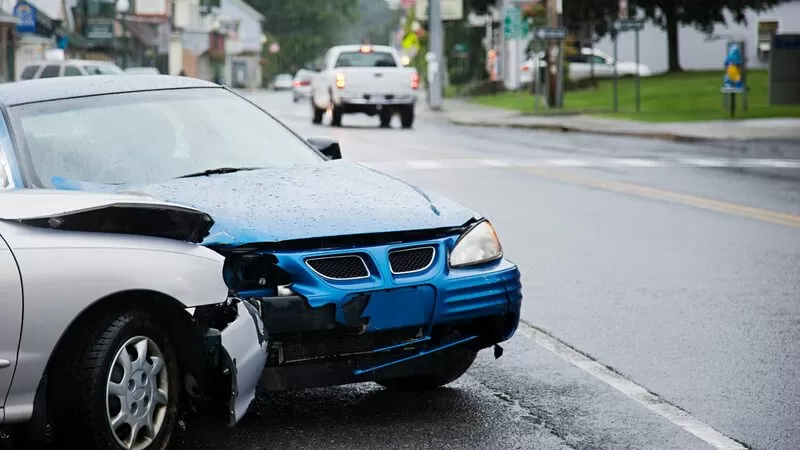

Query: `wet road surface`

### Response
(4, 91, 798, 450)
(237, 91, 798, 450)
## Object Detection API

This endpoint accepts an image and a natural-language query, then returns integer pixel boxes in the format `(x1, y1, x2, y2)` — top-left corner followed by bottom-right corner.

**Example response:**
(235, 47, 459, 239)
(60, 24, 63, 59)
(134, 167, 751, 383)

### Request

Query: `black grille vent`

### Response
(389, 246, 436, 274)
(306, 255, 369, 280)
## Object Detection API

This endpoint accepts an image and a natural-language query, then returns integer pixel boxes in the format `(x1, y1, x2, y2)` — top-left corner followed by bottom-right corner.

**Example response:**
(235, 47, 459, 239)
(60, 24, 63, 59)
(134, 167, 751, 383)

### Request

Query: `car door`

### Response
(590, 55, 615, 78)
(0, 233, 23, 414)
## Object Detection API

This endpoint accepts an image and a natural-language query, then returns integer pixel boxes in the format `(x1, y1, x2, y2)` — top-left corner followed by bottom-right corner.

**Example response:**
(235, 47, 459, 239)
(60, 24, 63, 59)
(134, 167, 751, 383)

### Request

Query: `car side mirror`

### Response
(307, 137, 342, 160)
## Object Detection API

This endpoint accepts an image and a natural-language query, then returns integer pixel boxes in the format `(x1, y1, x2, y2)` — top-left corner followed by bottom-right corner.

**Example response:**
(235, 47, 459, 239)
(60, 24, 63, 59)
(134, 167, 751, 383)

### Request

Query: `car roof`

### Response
(24, 59, 119, 66)
(0, 75, 219, 106)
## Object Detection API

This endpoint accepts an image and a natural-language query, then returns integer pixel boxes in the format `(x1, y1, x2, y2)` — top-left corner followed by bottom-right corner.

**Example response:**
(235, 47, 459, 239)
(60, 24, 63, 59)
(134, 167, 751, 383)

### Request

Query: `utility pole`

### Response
(428, 0, 444, 110)
(546, 0, 561, 107)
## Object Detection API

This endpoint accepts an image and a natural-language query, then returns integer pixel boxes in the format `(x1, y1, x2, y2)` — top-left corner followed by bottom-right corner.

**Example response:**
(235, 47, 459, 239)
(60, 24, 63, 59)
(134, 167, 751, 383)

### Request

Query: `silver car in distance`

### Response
(0, 190, 268, 449)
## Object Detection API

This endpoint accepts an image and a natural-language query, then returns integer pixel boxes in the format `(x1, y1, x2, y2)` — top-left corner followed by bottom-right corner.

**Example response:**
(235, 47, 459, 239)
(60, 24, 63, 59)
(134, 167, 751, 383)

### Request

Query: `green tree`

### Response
(630, 0, 789, 72)
(252, 0, 360, 75)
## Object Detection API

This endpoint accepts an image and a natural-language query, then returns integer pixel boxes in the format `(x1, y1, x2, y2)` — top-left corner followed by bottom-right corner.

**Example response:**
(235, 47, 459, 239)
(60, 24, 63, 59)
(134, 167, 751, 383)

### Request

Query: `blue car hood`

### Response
(56, 162, 477, 246)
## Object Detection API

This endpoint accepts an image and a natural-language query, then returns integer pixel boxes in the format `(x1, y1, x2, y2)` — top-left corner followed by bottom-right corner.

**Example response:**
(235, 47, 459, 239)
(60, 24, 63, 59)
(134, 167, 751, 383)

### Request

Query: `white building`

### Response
(181, 0, 262, 88)
(593, 1, 800, 74)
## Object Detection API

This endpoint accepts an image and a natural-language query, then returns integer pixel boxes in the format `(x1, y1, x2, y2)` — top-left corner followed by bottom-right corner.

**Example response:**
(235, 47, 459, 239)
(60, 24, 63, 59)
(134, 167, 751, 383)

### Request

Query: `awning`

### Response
(0, 10, 19, 25)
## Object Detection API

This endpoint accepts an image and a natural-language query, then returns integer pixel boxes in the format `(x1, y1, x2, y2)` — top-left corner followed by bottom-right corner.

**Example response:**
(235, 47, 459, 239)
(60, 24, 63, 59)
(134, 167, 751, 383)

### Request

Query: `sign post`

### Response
(612, 18, 645, 113)
(532, 26, 567, 109)
(722, 40, 746, 117)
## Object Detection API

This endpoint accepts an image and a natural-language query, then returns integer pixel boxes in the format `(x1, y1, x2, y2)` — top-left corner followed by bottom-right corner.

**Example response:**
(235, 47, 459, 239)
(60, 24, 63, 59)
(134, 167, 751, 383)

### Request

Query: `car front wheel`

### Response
(49, 309, 181, 449)
(377, 347, 477, 392)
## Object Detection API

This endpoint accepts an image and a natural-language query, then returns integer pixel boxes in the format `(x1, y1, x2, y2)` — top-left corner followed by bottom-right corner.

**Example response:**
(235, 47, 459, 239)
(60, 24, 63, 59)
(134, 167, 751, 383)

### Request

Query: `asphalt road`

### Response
(226, 91, 797, 450)
(4, 91, 798, 450)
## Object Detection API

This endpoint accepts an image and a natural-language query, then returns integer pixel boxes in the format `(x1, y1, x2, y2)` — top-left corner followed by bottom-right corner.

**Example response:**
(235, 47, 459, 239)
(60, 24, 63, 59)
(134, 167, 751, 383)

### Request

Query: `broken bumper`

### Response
(199, 300, 268, 425)
(250, 244, 522, 375)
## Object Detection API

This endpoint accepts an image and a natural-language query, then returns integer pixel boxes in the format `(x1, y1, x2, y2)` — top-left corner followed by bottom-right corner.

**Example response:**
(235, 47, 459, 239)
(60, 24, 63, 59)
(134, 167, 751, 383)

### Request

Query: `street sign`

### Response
(615, 18, 645, 32)
(504, 5, 528, 39)
(13, 2, 36, 34)
(415, 0, 464, 21)
(535, 27, 567, 40)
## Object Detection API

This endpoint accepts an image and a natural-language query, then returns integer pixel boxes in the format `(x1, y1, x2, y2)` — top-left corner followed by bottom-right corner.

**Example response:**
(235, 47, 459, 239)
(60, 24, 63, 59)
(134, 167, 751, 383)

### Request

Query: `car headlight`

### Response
(449, 220, 503, 268)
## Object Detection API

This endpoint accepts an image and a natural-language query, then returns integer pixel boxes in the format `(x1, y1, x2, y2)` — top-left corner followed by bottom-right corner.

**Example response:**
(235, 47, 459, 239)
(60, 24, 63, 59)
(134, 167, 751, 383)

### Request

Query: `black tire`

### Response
(377, 347, 477, 392)
(48, 309, 181, 449)
(400, 105, 415, 129)
(330, 105, 343, 127)
(379, 109, 392, 128)
(312, 101, 324, 124)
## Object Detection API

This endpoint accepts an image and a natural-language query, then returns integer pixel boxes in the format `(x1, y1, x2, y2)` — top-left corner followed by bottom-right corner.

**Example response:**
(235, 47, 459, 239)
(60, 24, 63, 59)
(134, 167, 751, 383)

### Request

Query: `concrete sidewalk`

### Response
(440, 99, 800, 142)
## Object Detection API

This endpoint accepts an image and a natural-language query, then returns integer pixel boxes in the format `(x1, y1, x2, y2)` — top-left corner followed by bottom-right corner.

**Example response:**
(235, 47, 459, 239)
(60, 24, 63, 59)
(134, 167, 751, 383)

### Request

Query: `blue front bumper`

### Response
(240, 235, 522, 361)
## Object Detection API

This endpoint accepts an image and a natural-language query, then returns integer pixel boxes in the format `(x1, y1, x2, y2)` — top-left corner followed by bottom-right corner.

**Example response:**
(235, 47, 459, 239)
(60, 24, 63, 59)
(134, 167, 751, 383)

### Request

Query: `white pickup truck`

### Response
(311, 45, 420, 129)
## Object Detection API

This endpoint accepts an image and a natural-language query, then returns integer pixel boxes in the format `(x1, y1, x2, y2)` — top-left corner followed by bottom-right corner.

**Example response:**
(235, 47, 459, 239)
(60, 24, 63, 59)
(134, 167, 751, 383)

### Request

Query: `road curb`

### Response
(447, 119, 709, 143)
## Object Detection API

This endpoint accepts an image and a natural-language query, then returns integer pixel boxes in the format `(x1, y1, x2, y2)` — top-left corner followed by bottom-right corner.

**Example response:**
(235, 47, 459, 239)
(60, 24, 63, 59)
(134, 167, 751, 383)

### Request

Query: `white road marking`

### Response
(516, 321, 748, 450)
(677, 158, 735, 168)
(358, 158, 800, 171)
(406, 160, 444, 169)
(608, 158, 669, 167)
(481, 159, 511, 167)
(542, 158, 593, 167)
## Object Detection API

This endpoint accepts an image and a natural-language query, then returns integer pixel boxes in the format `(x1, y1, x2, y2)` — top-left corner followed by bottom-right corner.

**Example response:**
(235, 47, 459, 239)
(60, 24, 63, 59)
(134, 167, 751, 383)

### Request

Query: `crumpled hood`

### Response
(56, 162, 477, 246)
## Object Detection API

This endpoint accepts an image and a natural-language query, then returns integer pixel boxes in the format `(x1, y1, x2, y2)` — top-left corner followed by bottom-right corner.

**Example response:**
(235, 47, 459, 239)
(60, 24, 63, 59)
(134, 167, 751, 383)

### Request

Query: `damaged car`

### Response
(0, 190, 267, 448)
(0, 76, 522, 401)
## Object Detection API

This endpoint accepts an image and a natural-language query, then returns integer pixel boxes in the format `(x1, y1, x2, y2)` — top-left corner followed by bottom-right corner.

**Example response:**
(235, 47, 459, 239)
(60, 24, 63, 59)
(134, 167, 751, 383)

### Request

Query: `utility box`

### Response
(769, 34, 800, 105)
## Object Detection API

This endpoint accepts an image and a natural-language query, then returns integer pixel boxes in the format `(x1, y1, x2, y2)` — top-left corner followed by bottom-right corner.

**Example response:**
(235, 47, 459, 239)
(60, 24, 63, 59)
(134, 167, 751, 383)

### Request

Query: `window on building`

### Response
(20, 65, 39, 80)
(63, 66, 82, 76)
(39, 65, 61, 78)
(86, 0, 115, 16)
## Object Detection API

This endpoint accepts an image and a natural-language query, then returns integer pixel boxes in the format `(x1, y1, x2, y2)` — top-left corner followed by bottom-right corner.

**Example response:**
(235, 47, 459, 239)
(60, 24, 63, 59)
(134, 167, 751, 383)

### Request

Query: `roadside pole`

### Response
(545, 0, 557, 107)
(635, 25, 640, 112)
(429, 0, 444, 110)
(534, 37, 541, 113)
(612, 25, 618, 112)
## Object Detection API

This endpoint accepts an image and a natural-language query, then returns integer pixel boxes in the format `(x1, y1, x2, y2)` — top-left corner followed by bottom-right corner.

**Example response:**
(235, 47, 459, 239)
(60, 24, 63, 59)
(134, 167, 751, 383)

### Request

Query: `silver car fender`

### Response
(0, 191, 267, 426)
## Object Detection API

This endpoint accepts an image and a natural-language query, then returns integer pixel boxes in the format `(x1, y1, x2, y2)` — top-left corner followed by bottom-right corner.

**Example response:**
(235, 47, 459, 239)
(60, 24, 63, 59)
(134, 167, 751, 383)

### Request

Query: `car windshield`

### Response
(10, 88, 323, 187)
(335, 51, 397, 68)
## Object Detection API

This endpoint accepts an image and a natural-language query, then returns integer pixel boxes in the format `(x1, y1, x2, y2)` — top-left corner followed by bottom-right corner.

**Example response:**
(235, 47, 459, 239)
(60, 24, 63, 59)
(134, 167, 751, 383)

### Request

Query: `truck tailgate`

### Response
(338, 67, 414, 95)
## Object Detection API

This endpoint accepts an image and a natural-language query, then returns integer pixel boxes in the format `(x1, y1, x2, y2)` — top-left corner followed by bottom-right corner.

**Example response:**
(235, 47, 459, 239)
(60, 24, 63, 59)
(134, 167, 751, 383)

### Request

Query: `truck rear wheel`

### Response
(312, 101, 324, 124)
(376, 347, 477, 392)
(400, 105, 414, 129)
(330, 106, 343, 127)
(379, 109, 392, 128)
